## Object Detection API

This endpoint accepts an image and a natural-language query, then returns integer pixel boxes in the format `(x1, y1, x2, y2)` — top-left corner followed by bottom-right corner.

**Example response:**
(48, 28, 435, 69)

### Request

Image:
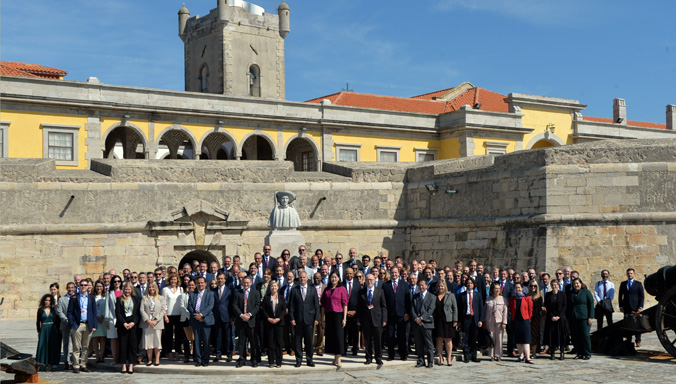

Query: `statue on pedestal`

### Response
(268, 191, 301, 230)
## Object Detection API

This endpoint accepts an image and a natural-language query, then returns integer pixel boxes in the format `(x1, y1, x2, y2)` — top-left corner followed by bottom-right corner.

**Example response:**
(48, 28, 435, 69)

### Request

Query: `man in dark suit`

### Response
(262, 245, 278, 273)
(212, 272, 232, 362)
(345, 248, 363, 270)
(188, 276, 215, 367)
(331, 253, 347, 281)
(458, 278, 483, 363)
(67, 280, 97, 373)
(226, 265, 242, 291)
(411, 279, 435, 368)
(231, 276, 261, 367)
(134, 273, 149, 298)
(288, 270, 320, 367)
(280, 270, 297, 355)
(248, 263, 263, 288)
(344, 267, 361, 355)
(220, 256, 233, 277)
(383, 267, 410, 361)
(468, 260, 486, 300)
(619, 268, 645, 347)
(358, 273, 388, 366)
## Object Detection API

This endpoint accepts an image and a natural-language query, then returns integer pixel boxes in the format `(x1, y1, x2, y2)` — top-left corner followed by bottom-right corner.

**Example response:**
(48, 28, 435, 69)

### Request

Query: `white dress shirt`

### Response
(594, 280, 615, 303)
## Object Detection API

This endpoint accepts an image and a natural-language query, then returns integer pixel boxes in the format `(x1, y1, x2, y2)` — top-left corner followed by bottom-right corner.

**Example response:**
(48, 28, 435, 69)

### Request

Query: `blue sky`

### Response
(2, 0, 674, 122)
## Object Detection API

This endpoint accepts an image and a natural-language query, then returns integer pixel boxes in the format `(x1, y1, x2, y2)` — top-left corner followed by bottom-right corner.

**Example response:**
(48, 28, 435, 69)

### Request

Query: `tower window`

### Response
(249, 64, 261, 97)
(199, 65, 209, 93)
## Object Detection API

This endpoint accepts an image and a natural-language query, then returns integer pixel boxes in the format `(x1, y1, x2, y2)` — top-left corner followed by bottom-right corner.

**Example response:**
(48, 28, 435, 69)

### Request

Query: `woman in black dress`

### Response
(116, 282, 141, 374)
(509, 282, 534, 363)
(544, 280, 567, 360)
(433, 281, 457, 366)
(261, 280, 286, 368)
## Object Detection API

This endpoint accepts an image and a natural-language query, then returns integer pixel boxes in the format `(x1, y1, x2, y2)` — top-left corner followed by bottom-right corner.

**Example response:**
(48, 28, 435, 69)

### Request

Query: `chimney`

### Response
(613, 98, 627, 124)
(668, 104, 676, 130)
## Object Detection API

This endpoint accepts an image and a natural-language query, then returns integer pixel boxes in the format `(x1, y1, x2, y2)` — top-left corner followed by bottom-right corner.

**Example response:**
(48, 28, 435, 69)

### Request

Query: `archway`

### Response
(241, 135, 274, 160)
(285, 137, 318, 171)
(158, 129, 195, 159)
(103, 126, 146, 159)
(531, 140, 556, 149)
(525, 132, 565, 149)
(178, 250, 219, 271)
(200, 132, 236, 160)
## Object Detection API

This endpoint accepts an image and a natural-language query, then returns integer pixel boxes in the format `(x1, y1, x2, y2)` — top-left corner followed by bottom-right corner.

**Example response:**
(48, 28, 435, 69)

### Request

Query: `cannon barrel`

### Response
(644, 265, 676, 297)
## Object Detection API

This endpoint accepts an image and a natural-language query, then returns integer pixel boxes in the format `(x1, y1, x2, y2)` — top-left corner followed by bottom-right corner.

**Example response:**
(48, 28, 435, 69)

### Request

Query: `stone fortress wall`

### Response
(2, 139, 676, 317)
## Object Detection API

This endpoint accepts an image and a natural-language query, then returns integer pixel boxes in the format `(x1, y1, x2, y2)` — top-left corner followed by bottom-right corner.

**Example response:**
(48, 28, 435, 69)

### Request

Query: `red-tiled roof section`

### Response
(306, 91, 447, 114)
(583, 116, 667, 130)
(442, 87, 509, 113)
(306, 87, 509, 115)
(411, 87, 455, 100)
(0, 64, 40, 78)
(0, 61, 67, 79)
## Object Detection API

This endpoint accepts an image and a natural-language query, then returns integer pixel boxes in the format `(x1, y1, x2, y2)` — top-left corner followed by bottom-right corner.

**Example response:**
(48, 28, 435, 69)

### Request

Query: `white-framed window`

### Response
(41, 124, 80, 166)
(415, 147, 438, 162)
(0, 121, 9, 158)
(376, 145, 401, 162)
(335, 143, 361, 162)
(483, 141, 509, 155)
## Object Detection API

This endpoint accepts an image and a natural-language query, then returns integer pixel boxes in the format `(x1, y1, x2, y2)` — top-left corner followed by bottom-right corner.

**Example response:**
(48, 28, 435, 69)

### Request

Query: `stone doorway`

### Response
(179, 250, 219, 270)
(285, 137, 317, 171)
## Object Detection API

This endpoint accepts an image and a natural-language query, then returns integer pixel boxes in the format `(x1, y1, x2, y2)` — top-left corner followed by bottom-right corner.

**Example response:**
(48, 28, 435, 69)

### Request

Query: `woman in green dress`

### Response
(36, 293, 60, 371)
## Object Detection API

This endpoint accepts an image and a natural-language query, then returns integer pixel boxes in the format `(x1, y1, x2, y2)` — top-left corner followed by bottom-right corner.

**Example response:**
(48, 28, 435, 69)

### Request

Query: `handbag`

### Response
(600, 298, 614, 313)
(477, 328, 494, 349)
(624, 313, 651, 331)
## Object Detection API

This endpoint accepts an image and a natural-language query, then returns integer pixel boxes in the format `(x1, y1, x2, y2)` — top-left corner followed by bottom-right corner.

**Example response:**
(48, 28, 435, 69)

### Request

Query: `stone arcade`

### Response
(2, 139, 676, 317)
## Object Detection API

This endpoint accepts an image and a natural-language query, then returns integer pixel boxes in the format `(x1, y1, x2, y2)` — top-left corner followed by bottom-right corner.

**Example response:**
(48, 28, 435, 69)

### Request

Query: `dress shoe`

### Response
(80, 367, 90, 372)
(226, 355, 233, 362)
(213, 357, 220, 363)
(463, 359, 469, 363)
(294, 362, 301, 368)
(401, 356, 408, 361)
(252, 362, 258, 368)
(573, 355, 583, 360)
(203, 362, 209, 367)
(426, 363, 433, 368)
(364, 360, 372, 365)
(195, 362, 202, 367)
(415, 362, 425, 368)
(525, 359, 533, 364)
(235, 362, 244, 368)
(376, 360, 383, 367)
(317, 352, 323, 356)
(307, 362, 315, 367)
(387, 356, 394, 361)
(73, 368, 80, 374)
(583, 355, 591, 360)
(635, 343, 641, 348)
(471, 358, 480, 363)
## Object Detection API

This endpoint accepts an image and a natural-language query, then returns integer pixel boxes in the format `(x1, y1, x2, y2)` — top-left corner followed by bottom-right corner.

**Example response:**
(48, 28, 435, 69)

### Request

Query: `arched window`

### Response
(249, 64, 260, 97)
(199, 65, 209, 93)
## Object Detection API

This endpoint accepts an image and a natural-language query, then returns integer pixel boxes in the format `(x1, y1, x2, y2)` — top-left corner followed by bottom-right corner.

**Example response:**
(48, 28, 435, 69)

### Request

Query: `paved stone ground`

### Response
(2, 315, 675, 383)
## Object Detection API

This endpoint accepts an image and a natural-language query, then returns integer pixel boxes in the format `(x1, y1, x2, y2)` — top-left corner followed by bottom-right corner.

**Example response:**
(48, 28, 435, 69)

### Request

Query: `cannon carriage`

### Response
(592, 265, 676, 357)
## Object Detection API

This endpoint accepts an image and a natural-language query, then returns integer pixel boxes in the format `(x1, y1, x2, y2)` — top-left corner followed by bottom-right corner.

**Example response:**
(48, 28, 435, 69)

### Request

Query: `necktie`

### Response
(603, 281, 607, 298)
(285, 286, 290, 300)
(368, 289, 373, 304)
(411, 287, 415, 297)
(347, 281, 351, 296)
(301, 286, 306, 301)
(469, 293, 474, 316)
(628, 280, 632, 291)
(500, 280, 504, 292)
(244, 290, 249, 313)
(393, 280, 398, 294)
(219, 287, 223, 300)
(141, 285, 146, 296)
(196, 291, 202, 313)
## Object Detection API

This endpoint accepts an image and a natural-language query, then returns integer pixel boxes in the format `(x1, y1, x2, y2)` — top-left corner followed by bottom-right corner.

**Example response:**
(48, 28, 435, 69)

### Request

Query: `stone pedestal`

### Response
(266, 229, 305, 255)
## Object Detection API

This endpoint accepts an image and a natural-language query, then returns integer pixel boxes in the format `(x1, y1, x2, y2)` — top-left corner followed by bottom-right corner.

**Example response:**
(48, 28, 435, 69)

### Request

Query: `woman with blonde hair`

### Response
(433, 279, 457, 366)
(140, 281, 167, 366)
(116, 282, 141, 374)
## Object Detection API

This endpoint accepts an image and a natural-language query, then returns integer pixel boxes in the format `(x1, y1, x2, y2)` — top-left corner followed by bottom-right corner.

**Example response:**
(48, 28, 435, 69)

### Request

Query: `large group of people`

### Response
(34, 245, 645, 373)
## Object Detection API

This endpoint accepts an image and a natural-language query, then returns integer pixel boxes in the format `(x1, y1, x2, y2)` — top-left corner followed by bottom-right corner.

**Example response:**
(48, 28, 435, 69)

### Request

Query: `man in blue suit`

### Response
(189, 276, 215, 367)
(383, 267, 411, 361)
(212, 272, 232, 362)
(67, 280, 97, 373)
(619, 268, 645, 347)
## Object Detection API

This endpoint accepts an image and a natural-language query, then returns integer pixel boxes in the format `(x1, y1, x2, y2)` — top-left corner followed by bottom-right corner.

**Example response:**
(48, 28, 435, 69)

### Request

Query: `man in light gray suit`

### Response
(56, 282, 76, 369)
(411, 279, 436, 368)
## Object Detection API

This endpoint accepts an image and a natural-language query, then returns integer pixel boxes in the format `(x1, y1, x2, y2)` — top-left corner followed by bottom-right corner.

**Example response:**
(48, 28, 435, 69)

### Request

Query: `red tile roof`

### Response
(411, 87, 456, 100)
(583, 116, 667, 130)
(306, 86, 509, 115)
(0, 61, 67, 79)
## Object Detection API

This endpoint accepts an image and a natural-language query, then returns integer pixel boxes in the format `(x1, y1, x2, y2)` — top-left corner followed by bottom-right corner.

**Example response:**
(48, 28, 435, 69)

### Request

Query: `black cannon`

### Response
(644, 265, 676, 357)
(592, 264, 676, 358)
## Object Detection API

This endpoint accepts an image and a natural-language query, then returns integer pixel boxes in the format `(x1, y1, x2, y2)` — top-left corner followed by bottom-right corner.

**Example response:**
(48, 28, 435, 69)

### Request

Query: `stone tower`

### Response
(178, 0, 290, 99)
